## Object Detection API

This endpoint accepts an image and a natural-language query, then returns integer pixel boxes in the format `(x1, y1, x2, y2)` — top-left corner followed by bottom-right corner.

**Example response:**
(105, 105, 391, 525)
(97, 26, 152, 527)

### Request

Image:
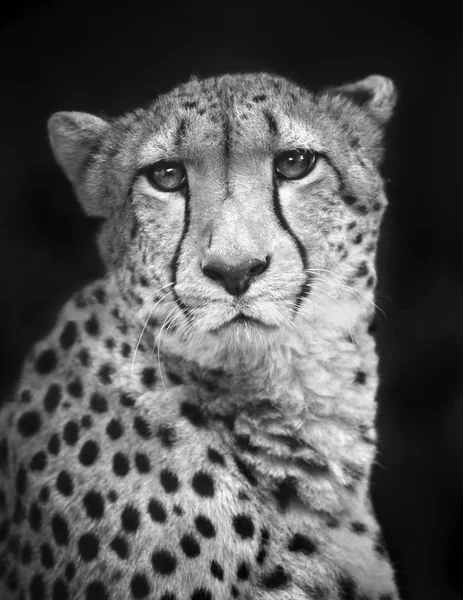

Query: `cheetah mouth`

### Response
(209, 313, 279, 334)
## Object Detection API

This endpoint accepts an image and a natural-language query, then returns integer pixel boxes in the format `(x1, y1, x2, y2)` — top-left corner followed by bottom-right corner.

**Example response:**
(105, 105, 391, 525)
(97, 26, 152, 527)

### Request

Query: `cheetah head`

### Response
(48, 73, 396, 354)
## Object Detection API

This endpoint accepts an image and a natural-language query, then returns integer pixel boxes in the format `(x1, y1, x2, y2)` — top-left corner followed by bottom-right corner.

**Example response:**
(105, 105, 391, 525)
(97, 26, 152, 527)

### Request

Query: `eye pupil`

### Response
(149, 162, 186, 191)
(275, 149, 316, 180)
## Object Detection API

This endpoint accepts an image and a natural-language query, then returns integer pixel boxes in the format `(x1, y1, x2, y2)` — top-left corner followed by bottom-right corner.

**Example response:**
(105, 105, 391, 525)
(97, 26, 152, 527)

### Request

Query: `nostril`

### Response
(249, 256, 270, 277)
(202, 267, 225, 282)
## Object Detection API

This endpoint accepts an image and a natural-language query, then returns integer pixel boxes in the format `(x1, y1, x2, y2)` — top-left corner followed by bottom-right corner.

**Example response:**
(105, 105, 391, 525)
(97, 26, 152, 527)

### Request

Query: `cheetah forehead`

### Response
(162, 72, 305, 112)
(120, 73, 325, 164)
(113, 71, 390, 172)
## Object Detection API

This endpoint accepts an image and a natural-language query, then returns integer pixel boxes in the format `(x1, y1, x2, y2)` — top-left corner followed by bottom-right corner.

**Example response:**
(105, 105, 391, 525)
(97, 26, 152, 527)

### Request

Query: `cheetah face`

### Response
(48, 73, 396, 351)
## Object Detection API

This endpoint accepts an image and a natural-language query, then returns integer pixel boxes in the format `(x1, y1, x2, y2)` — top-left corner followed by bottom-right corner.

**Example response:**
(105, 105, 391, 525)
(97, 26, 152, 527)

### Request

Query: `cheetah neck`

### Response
(77, 274, 379, 515)
(158, 308, 378, 516)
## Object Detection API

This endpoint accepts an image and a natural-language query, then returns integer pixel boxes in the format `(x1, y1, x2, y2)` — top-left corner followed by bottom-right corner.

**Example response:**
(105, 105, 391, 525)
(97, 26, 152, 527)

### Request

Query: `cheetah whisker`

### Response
(121, 281, 175, 326)
(307, 269, 386, 321)
(287, 303, 326, 340)
(131, 290, 175, 375)
(154, 305, 179, 402)
(309, 288, 356, 342)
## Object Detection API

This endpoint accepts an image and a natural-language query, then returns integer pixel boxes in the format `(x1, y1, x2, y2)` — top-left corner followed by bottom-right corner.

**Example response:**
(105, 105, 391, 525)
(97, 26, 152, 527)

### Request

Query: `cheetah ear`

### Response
(331, 75, 397, 124)
(48, 111, 109, 184)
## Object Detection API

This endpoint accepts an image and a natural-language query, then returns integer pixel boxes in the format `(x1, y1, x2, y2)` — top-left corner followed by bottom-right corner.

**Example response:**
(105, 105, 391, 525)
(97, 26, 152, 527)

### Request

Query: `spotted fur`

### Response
(0, 72, 399, 599)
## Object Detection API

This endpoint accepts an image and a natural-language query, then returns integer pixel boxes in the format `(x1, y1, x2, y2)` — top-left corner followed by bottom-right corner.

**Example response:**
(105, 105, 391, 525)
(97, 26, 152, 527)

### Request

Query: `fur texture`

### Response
(0, 72, 398, 599)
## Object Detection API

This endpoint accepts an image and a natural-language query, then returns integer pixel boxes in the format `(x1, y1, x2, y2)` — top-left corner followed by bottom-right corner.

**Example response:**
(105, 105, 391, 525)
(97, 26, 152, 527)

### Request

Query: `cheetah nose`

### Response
(202, 256, 270, 297)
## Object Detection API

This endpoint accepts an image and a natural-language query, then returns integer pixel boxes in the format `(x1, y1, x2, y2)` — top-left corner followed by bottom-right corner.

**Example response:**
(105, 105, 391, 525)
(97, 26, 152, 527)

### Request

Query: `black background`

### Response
(1, 2, 462, 598)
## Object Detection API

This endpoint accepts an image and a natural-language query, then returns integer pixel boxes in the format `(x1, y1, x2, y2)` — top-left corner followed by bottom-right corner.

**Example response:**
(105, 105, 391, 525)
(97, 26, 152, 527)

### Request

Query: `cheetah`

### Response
(0, 72, 399, 600)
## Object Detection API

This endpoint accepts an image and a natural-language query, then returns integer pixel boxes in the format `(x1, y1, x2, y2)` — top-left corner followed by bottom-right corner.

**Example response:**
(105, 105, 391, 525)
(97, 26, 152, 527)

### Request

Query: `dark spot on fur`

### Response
(354, 370, 367, 384)
(180, 534, 200, 558)
(48, 433, 60, 455)
(151, 549, 177, 575)
(135, 452, 150, 473)
(67, 378, 83, 398)
(232, 514, 255, 539)
(106, 419, 123, 440)
(78, 348, 91, 367)
(343, 195, 357, 206)
(207, 447, 225, 466)
(261, 565, 290, 589)
(105, 338, 115, 350)
(98, 364, 114, 385)
(166, 371, 182, 385)
(180, 402, 208, 427)
(210, 560, 224, 580)
(30, 451, 47, 471)
(351, 521, 367, 534)
(157, 424, 177, 448)
(90, 393, 108, 413)
(295, 457, 329, 475)
(78, 440, 99, 466)
(192, 471, 214, 497)
(191, 589, 212, 600)
(113, 452, 130, 477)
(233, 455, 258, 486)
(86, 581, 109, 600)
(273, 477, 298, 511)
(17, 411, 41, 437)
(288, 533, 317, 555)
(134, 416, 151, 438)
(338, 575, 357, 599)
(94, 288, 106, 304)
(234, 434, 259, 454)
(121, 505, 140, 532)
(130, 220, 138, 239)
(84, 315, 100, 336)
(356, 261, 369, 278)
(160, 469, 179, 493)
(51, 514, 69, 546)
(175, 118, 187, 147)
(78, 532, 99, 561)
(141, 367, 156, 388)
(63, 421, 79, 445)
(120, 392, 136, 407)
(148, 498, 167, 523)
(60, 321, 78, 350)
(35, 348, 58, 374)
(195, 515, 216, 538)
(83, 491, 104, 520)
(43, 385, 61, 412)
(263, 109, 278, 134)
(131, 573, 150, 598)
(375, 533, 387, 558)
(56, 471, 74, 496)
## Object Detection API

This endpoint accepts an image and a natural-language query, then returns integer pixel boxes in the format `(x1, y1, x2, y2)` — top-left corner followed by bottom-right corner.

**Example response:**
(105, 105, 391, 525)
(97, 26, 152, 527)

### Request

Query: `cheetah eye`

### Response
(275, 149, 317, 180)
(148, 161, 186, 192)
